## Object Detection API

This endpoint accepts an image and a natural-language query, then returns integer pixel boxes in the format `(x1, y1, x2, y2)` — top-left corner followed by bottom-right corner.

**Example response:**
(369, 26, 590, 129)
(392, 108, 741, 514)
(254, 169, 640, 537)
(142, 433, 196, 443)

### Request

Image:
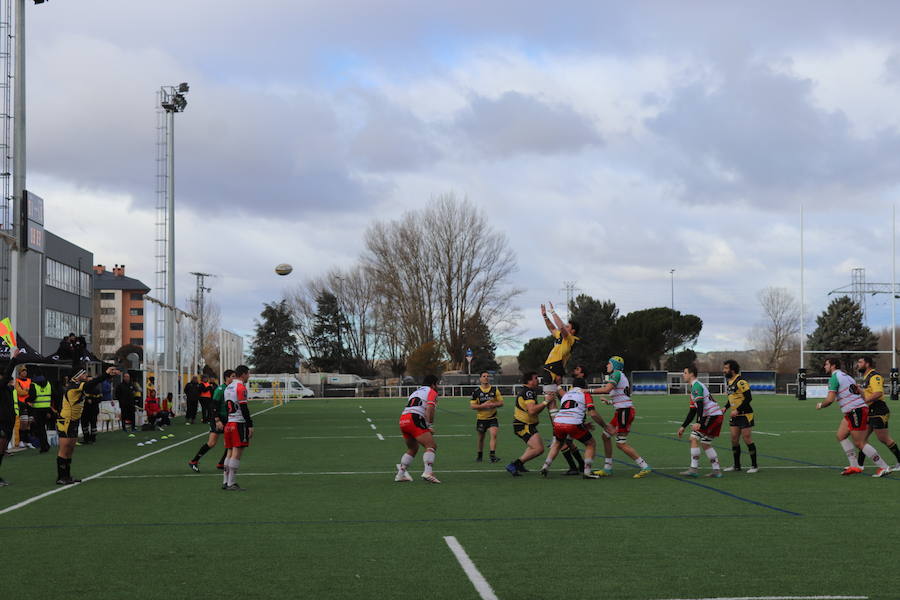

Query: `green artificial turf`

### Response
(1, 395, 898, 599)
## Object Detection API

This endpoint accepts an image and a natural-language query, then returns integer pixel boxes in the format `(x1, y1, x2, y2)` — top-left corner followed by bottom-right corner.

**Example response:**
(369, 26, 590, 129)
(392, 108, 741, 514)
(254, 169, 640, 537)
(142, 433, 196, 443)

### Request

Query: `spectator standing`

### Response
(27, 372, 54, 452)
(184, 376, 201, 425)
(116, 373, 137, 432)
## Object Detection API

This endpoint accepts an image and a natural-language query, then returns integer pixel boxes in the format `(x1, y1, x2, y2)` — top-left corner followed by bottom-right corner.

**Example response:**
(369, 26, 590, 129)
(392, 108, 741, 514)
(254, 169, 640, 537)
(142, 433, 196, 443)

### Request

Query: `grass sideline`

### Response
(0, 395, 896, 600)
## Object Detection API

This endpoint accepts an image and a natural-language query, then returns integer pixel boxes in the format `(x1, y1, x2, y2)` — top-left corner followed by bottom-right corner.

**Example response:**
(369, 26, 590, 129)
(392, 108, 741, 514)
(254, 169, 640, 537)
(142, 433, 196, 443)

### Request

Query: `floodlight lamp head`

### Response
(173, 94, 188, 112)
(33, 0, 47, 4)
(178, 82, 190, 93)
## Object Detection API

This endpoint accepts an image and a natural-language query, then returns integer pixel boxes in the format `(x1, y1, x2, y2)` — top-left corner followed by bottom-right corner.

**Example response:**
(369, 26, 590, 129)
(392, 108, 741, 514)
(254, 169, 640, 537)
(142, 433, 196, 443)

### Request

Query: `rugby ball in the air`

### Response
(275, 263, 293, 276)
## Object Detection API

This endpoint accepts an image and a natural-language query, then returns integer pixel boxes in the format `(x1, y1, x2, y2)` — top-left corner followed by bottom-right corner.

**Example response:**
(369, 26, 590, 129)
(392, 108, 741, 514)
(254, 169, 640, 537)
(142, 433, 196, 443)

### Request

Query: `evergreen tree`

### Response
(517, 336, 554, 374)
(460, 313, 500, 373)
(611, 307, 703, 370)
(406, 341, 445, 377)
(249, 300, 300, 373)
(665, 348, 698, 371)
(807, 296, 877, 370)
(307, 291, 350, 372)
(569, 295, 619, 375)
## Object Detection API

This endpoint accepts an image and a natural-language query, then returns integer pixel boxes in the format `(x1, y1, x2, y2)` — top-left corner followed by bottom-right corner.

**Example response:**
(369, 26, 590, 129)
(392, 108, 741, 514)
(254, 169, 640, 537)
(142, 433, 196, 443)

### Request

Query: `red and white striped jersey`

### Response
(554, 388, 594, 425)
(689, 380, 723, 417)
(401, 386, 438, 420)
(608, 370, 633, 408)
(225, 380, 248, 423)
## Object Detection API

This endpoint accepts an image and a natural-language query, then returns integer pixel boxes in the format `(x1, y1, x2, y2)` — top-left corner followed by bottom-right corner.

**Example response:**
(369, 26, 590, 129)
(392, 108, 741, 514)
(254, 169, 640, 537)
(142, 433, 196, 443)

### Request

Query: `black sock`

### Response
(193, 444, 211, 462)
(489, 450, 496, 456)
(888, 442, 900, 462)
(0, 448, 4, 466)
(65, 458, 73, 479)
(562, 448, 577, 470)
(218, 450, 228, 466)
(477, 451, 483, 459)
(571, 447, 585, 470)
(513, 459, 524, 469)
(56, 456, 66, 480)
(732, 445, 741, 469)
(747, 443, 758, 468)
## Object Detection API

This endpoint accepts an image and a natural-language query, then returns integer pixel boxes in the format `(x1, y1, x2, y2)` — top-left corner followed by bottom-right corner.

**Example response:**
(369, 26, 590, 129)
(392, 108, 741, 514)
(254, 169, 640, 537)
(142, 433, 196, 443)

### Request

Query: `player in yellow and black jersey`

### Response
(505, 371, 552, 476)
(856, 356, 900, 470)
(470, 371, 504, 463)
(723, 360, 758, 473)
(540, 302, 579, 406)
(54, 366, 119, 485)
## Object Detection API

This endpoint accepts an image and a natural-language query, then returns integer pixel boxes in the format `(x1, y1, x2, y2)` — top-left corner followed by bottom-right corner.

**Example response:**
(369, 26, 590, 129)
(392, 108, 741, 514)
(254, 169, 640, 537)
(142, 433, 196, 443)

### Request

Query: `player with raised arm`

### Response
(678, 365, 724, 478)
(587, 356, 652, 478)
(855, 356, 900, 471)
(540, 302, 579, 409)
(722, 359, 758, 473)
(505, 371, 552, 476)
(222, 365, 254, 491)
(470, 371, 503, 463)
(817, 357, 891, 478)
(395, 374, 441, 484)
(539, 383, 616, 479)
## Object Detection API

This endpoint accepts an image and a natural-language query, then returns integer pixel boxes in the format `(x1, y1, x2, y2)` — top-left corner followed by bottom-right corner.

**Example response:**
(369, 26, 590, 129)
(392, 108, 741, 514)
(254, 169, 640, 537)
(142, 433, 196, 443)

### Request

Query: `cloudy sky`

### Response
(27, 0, 900, 356)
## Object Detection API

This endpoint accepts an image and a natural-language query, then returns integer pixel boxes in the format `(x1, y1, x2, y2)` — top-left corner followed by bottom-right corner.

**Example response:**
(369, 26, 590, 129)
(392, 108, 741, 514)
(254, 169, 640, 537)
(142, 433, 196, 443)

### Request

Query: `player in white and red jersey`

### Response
(678, 365, 725, 478)
(222, 365, 253, 491)
(587, 356, 653, 479)
(539, 385, 615, 479)
(817, 357, 891, 477)
(395, 374, 441, 484)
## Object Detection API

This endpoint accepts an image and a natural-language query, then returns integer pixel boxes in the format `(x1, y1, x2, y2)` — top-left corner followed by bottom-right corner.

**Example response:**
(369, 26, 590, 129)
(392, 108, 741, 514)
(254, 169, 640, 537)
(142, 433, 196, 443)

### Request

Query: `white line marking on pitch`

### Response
(753, 431, 782, 436)
(366, 418, 372, 423)
(443, 536, 499, 600)
(283, 434, 472, 440)
(376, 433, 384, 441)
(0, 405, 281, 516)
(369, 424, 377, 430)
(656, 596, 867, 600)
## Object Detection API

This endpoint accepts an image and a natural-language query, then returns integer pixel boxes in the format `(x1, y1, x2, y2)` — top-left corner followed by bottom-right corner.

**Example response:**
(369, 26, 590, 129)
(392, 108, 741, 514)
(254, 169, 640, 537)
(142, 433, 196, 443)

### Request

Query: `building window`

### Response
(129, 308, 143, 316)
(131, 293, 144, 301)
(100, 292, 115, 300)
(100, 307, 116, 315)
(129, 322, 144, 331)
(100, 337, 116, 346)
(99, 322, 115, 330)
(45, 309, 90, 340)
(45, 258, 91, 297)
(130, 338, 144, 346)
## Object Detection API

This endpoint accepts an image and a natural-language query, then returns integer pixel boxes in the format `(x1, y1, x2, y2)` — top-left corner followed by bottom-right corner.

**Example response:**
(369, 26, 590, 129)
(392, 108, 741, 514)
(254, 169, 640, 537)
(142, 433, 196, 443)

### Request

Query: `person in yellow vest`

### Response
(27, 371, 54, 453)
(55, 366, 119, 485)
(14, 366, 32, 448)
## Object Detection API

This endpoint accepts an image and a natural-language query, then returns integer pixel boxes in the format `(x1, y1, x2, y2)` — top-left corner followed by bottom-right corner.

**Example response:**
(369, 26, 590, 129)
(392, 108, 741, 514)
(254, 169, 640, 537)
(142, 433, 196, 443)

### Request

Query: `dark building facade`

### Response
(38, 232, 94, 353)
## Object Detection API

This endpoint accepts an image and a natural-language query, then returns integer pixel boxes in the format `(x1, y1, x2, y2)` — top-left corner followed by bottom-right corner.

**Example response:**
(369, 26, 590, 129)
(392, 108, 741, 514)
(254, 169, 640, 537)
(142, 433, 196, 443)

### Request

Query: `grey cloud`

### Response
(885, 53, 900, 86)
(347, 92, 442, 172)
(455, 91, 602, 158)
(645, 62, 900, 207)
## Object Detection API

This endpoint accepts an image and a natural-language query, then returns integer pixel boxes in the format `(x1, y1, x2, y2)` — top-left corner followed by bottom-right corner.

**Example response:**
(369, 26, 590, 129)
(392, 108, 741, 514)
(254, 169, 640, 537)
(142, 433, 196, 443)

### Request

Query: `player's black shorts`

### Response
(209, 419, 224, 434)
(543, 361, 565, 384)
(869, 400, 890, 416)
(476, 418, 499, 433)
(869, 413, 890, 430)
(56, 417, 79, 438)
(729, 414, 754, 429)
(513, 421, 538, 443)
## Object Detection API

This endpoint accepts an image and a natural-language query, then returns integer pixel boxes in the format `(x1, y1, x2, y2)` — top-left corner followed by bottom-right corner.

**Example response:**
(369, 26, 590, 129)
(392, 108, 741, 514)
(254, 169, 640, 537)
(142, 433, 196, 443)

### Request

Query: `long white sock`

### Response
(839, 438, 857, 466)
(705, 447, 720, 471)
(228, 458, 240, 486)
(862, 444, 889, 469)
(399, 453, 414, 471)
(635, 457, 648, 469)
(583, 458, 594, 475)
(222, 458, 230, 486)
(604, 458, 613, 470)
(423, 450, 435, 475)
(690, 447, 701, 468)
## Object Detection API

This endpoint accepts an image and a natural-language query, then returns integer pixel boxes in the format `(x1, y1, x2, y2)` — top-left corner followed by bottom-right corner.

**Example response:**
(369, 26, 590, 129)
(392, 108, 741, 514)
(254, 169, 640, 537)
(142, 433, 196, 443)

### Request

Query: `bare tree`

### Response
(755, 287, 801, 371)
(364, 194, 521, 369)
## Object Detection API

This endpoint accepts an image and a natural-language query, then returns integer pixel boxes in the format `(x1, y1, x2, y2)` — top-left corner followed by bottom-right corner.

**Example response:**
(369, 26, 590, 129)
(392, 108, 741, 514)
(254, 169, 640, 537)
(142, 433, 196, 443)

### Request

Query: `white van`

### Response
(246, 374, 315, 399)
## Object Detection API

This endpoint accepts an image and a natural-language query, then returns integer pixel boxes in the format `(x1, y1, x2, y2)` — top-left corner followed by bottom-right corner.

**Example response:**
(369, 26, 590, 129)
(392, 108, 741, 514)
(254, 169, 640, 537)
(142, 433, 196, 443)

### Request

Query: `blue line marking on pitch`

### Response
(0, 513, 784, 532)
(611, 458, 802, 517)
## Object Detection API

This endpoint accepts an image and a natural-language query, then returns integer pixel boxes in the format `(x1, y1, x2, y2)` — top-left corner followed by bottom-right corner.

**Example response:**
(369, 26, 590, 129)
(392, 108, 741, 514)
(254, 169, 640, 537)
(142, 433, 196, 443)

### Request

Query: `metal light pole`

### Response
(159, 83, 189, 399)
(9, 0, 26, 337)
(670, 268, 676, 363)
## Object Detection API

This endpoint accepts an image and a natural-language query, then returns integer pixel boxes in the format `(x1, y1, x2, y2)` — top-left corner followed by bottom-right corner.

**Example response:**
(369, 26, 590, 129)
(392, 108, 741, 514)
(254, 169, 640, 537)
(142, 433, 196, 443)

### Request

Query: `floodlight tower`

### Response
(158, 83, 189, 397)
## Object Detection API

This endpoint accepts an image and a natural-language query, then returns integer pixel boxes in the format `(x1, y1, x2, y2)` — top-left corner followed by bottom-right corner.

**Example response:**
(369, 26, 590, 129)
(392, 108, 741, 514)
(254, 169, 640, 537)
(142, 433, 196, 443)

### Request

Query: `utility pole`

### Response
(670, 269, 676, 364)
(190, 271, 213, 370)
(559, 281, 580, 319)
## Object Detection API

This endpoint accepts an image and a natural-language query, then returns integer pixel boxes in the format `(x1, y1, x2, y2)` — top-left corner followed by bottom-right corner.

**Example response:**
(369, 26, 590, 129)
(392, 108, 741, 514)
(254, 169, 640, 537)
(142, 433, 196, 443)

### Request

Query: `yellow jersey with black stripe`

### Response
(61, 374, 110, 421)
(726, 375, 753, 417)
(862, 369, 888, 416)
(513, 387, 540, 425)
(471, 385, 502, 420)
(544, 329, 578, 367)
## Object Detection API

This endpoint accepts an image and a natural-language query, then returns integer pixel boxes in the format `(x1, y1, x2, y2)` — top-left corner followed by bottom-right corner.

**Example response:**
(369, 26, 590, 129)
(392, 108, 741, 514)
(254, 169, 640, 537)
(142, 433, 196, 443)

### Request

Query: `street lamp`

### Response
(159, 82, 189, 400)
